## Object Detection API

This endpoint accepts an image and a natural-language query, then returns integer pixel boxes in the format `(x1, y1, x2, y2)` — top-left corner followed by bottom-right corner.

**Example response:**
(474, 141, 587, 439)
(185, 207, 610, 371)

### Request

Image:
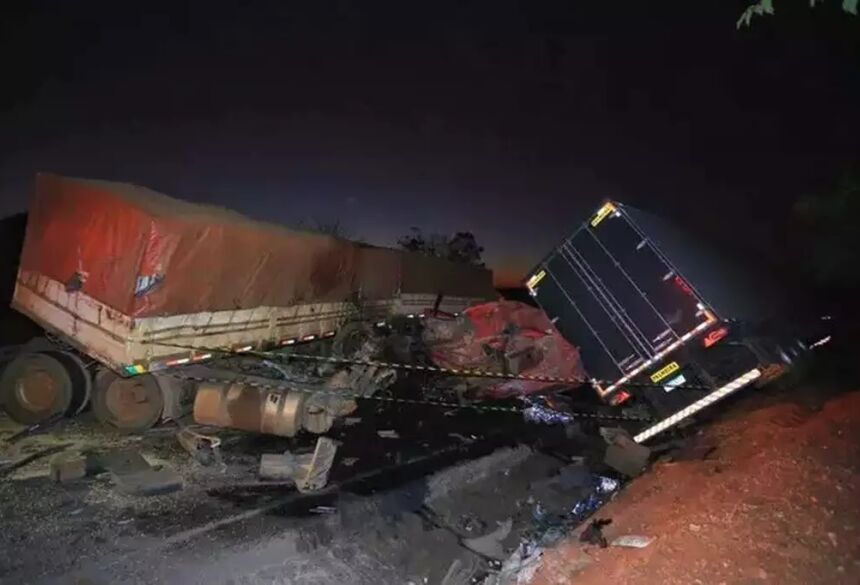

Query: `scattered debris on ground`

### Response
(49, 452, 87, 482)
(0, 443, 71, 478)
(176, 426, 223, 467)
(610, 534, 654, 549)
(530, 387, 860, 585)
(6, 359, 855, 585)
(463, 518, 513, 560)
(86, 447, 153, 476)
(112, 468, 183, 496)
(2, 391, 610, 584)
(601, 428, 650, 477)
(579, 518, 612, 548)
(258, 453, 298, 481)
(294, 436, 339, 492)
(256, 437, 340, 491)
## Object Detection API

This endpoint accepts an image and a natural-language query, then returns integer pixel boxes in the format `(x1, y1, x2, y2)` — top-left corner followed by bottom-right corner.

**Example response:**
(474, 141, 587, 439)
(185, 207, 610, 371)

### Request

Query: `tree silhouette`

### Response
(397, 228, 485, 266)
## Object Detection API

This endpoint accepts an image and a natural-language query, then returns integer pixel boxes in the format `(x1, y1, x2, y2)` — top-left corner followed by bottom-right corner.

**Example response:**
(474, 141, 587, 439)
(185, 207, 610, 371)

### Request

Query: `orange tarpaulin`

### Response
(20, 174, 495, 318)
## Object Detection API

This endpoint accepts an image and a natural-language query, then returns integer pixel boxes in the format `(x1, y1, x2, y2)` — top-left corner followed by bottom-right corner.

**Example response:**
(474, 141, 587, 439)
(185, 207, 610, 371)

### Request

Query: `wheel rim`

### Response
(104, 378, 158, 425)
(14, 366, 58, 412)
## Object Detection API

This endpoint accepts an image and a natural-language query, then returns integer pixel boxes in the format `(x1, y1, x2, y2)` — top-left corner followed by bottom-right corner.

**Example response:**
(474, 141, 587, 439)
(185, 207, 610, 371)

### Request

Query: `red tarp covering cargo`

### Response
(19, 174, 495, 319)
(422, 300, 587, 398)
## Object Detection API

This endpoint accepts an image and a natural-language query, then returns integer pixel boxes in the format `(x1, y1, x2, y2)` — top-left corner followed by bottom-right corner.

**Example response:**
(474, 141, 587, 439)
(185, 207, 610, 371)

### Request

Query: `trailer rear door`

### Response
(527, 203, 716, 394)
(591, 207, 705, 340)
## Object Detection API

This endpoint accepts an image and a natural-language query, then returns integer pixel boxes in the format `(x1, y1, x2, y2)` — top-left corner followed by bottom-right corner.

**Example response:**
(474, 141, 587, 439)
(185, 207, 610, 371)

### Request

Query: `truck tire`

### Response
(0, 352, 74, 424)
(47, 350, 92, 415)
(91, 371, 164, 433)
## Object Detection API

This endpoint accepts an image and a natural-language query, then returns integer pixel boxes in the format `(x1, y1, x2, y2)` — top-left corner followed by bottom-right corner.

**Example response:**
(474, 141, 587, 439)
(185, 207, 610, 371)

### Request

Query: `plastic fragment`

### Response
(522, 397, 574, 425)
(611, 535, 655, 548)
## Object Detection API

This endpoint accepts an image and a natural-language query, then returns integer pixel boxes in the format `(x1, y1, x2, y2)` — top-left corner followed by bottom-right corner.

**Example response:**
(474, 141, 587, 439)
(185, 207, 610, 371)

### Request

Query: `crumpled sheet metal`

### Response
(422, 300, 587, 399)
(258, 437, 339, 492)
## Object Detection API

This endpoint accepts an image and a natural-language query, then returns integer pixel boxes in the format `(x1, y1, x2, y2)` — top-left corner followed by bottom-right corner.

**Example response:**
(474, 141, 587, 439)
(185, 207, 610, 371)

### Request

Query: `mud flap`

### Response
(601, 427, 651, 477)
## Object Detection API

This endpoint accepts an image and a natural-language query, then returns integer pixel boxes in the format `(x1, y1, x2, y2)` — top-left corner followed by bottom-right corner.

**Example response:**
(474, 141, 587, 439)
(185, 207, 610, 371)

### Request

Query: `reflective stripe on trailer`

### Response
(633, 368, 762, 444)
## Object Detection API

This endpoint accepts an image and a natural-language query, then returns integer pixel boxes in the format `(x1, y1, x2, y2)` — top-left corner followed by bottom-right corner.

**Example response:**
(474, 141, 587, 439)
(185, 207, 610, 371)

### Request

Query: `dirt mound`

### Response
(532, 389, 860, 585)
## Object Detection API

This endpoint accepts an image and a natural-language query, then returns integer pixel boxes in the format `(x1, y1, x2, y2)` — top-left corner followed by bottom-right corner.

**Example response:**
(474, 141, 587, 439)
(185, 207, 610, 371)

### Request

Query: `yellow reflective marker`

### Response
(590, 202, 617, 227)
(650, 361, 680, 383)
(526, 269, 546, 291)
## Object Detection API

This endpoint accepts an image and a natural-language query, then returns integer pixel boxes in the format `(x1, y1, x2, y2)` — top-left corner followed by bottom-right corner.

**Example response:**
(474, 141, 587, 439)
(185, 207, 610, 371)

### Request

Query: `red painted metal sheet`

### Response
(423, 300, 587, 398)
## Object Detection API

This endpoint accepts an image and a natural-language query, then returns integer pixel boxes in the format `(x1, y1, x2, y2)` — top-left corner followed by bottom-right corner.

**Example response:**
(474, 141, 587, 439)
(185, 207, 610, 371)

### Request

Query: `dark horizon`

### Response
(2, 1, 858, 287)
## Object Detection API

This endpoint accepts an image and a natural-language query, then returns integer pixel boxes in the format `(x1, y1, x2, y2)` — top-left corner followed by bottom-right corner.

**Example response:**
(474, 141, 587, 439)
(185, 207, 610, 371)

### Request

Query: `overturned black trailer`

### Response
(525, 201, 828, 444)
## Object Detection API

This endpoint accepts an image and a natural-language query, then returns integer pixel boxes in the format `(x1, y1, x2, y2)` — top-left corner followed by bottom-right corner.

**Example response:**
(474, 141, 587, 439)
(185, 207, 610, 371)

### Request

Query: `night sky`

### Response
(1, 1, 858, 286)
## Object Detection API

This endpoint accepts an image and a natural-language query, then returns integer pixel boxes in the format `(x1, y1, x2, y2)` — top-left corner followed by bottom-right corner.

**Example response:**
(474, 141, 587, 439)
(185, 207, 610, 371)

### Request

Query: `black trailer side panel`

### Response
(590, 210, 704, 339)
(526, 201, 806, 443)
(532, 208, 714, 358)
(528, 203, 719, 396)
(620, 205, 784, 323)
(538, 262, 622, 380)
(567, 229, 669, 353)
(540, 251, 634, 382)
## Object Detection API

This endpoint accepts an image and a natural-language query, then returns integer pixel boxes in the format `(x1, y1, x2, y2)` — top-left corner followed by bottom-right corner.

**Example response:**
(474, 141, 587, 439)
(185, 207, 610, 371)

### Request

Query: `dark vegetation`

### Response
(397, 228, 485, 267)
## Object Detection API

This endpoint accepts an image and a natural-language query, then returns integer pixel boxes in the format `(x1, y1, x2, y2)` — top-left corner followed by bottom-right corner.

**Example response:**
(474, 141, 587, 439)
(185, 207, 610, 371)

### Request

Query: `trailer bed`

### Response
(13, 175, 496, 375)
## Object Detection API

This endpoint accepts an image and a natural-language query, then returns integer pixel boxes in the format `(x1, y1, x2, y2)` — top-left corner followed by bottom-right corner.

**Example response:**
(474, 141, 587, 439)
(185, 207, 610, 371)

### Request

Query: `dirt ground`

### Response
(532, 382, 860, 585)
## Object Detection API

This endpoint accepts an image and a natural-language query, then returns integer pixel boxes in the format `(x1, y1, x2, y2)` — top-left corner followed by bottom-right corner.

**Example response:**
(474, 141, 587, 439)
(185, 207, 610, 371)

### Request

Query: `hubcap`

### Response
(15, 367, 57, 412)
(105, 379, 156, 424)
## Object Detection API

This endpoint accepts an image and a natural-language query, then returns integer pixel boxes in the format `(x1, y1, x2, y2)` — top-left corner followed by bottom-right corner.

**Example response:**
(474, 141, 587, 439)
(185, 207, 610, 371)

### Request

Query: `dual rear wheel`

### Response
(0, 351, 88, 424)
(90, 369, 163, 432)
(0, 351, 162, 432)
